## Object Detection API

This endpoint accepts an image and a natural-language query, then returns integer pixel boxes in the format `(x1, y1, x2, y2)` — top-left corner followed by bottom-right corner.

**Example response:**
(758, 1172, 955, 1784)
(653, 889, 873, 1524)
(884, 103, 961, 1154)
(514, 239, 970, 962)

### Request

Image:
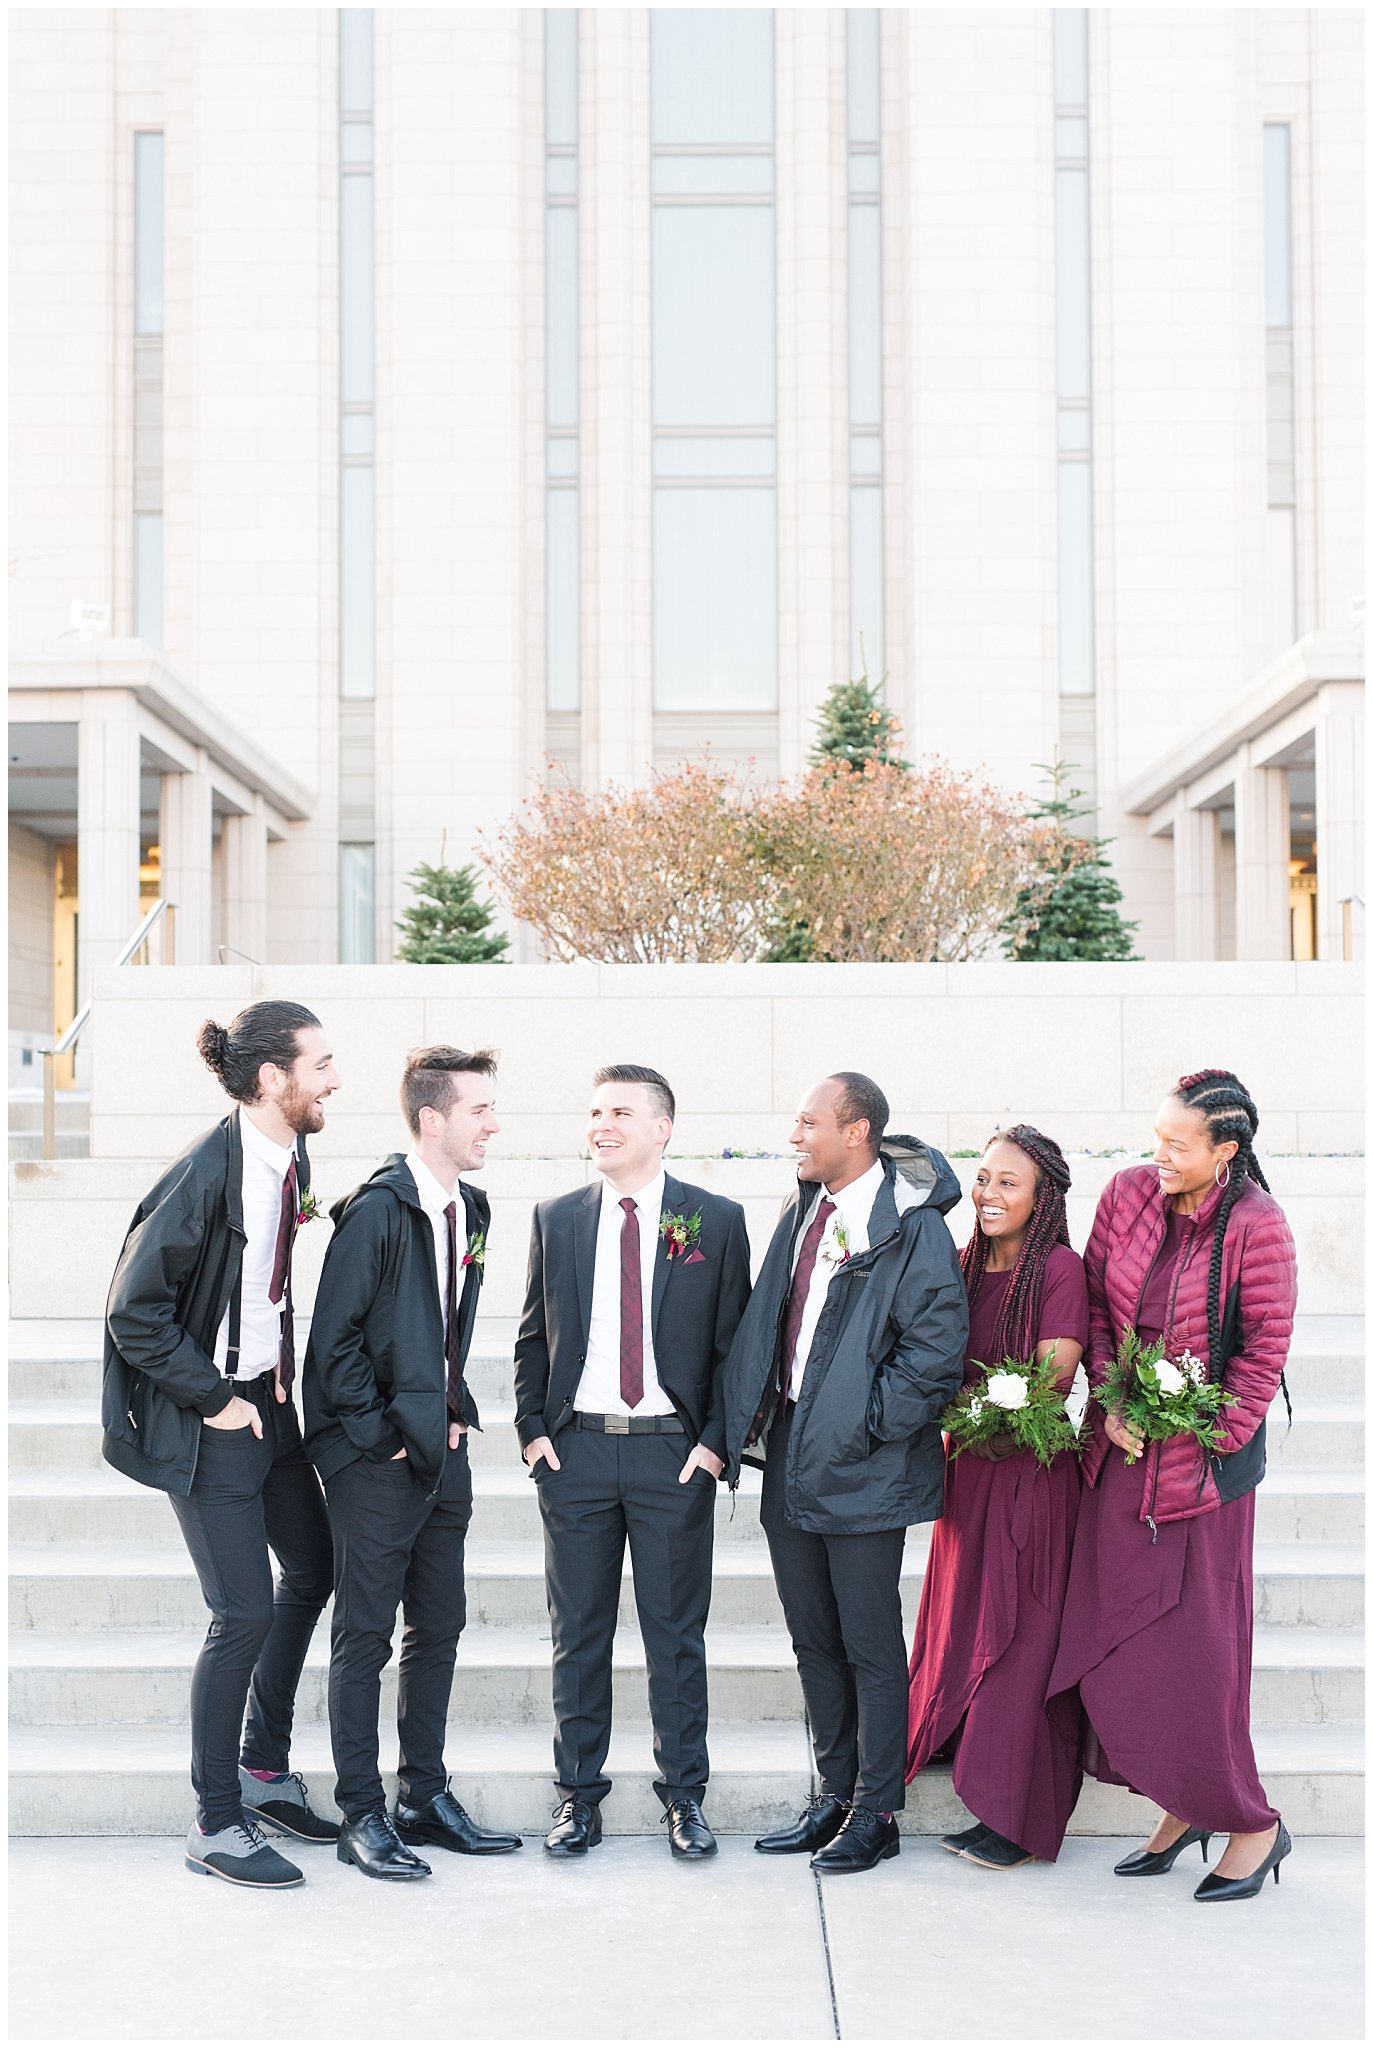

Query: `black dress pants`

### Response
(760, 1402, 908, 1813)
(324, 1442, 472, 1821)
(168, 1381, 334, 1832)
(536, 1426, 716, 1809)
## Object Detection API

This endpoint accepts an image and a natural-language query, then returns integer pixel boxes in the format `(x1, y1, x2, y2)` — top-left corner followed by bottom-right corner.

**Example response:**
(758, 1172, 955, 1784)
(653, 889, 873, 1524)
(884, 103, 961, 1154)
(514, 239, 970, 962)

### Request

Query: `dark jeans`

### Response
(761, 1402, 908, 1813)
(168, 1381, 333, 1832)
(324, 1442, 472, 1821)
(536, 1425, 716, 1809)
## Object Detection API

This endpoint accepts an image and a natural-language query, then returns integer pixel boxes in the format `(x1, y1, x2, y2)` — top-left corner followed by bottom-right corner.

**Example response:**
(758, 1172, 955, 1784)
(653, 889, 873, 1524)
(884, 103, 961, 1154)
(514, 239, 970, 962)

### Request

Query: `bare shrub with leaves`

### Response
(756, 757, 1074, 963)
(479, 759, 782, 963)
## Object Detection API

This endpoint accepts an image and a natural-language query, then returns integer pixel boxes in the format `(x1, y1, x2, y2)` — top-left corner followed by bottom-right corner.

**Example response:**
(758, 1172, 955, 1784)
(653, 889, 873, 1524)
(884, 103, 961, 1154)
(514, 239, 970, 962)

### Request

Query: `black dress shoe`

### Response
(337, 1809, 431, 1880)
(755, 1794, 849, 1856)
(544, 1796, 603, 1856)
(939, 1822, 992, 1857)
(810, 1806, 900, 1874)
(663, 1797, 717, 1858)
(395, 1785, 523, 1855)
(1195, 1822, 1291, 1902)
(1113, 1825, 1212, 1877)
(958, 1826, 1034, 1870)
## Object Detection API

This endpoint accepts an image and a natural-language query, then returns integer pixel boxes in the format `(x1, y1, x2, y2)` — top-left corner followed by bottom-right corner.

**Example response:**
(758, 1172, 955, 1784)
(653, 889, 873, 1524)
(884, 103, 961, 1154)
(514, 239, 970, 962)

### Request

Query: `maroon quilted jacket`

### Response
(1080, 1163, 1297, 1528)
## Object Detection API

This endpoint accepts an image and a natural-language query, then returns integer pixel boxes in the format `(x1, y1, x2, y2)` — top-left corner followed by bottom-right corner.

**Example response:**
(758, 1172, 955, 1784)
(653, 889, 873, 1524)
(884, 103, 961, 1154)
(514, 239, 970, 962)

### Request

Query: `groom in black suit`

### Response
(514, 1064, 751, 1858)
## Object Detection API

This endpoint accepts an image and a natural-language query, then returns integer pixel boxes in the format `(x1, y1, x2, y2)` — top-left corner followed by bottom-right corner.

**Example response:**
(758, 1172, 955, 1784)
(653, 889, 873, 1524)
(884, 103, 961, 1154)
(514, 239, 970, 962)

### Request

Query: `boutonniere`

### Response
(660, 1208, 704, 1261)
(821, 1218, 852, 1266)
(296, 1189, 322, 1227)
(462, 1231, 487, 1271)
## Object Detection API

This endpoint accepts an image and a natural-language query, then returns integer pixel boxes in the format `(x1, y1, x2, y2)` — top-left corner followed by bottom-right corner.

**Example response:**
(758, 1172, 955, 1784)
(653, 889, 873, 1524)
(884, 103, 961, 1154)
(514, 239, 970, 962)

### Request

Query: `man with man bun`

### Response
(104, 1001, 342, 1888)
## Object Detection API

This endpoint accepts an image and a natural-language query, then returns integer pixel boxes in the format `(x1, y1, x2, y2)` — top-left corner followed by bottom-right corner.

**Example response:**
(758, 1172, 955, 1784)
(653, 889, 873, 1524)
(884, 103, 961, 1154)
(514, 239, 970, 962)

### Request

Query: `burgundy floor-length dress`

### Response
(1045, 1209, 1281, 1835)
(906, 1242, 1089, 1860)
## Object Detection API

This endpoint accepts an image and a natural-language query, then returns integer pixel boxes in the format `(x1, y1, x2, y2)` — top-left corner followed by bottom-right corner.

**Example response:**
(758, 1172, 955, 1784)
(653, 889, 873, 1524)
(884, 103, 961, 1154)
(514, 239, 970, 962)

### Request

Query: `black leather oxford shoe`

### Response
(337, 1809, 431, 1881)
(809, 1806, 900, 1874)
(395, 1785, 523, 1855)
(544, 1796, 603, 1856)
(664, 1798, 717, 1858)
(755, 1793, 849, 1856)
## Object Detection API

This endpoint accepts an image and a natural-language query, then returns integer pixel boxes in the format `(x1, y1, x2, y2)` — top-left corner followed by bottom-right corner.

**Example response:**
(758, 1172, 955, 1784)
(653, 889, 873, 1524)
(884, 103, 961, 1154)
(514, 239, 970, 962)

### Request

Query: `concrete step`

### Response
(9, 1536, 1364, 1635)
(7, 1718, 1362, 1838)
(8, 1622, 1363, 1731)
(9, 1458, 1364, 1549)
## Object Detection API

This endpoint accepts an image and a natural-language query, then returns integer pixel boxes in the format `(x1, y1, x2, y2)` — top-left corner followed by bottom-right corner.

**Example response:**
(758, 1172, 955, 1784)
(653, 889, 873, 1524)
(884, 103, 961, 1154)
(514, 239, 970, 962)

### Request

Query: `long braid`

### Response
(961, 1125, 1073, 1362)
(1174, 1069, 1264, 1372)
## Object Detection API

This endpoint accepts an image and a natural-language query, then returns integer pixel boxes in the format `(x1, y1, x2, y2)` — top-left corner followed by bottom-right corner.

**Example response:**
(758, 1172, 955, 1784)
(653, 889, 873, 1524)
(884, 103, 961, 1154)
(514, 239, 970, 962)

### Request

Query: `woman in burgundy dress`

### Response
(1046, 1070, 1298, 1902)
(906, 1125, 1089, 1869)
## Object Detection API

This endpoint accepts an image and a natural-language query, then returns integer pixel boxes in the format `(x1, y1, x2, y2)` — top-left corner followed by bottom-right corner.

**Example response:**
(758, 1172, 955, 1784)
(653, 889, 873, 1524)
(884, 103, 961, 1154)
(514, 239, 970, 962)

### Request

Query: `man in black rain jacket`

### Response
(722, 1071, 967, 1874)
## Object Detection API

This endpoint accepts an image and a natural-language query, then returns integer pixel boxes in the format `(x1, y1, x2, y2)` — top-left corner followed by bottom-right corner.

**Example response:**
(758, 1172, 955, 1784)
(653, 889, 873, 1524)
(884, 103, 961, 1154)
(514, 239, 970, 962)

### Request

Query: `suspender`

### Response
(224, 1265, 244, 1383)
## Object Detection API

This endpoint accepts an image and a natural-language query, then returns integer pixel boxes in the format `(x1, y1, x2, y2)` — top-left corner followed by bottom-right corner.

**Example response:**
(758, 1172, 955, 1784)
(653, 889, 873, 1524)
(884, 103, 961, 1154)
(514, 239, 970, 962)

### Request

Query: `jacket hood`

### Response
(880, 1133, 964, 1218)
(328, 1152, 491, 1231)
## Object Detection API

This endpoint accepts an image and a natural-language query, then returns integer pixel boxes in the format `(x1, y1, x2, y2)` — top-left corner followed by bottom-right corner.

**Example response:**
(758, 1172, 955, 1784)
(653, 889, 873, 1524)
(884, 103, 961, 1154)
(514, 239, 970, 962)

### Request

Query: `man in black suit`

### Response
(305, 1045, 523, 1880)
(515, 1064, 751, 1858)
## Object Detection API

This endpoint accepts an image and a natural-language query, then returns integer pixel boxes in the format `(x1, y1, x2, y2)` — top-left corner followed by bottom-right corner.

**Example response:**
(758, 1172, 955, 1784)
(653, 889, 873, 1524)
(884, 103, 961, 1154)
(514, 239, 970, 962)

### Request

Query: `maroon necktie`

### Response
(777, 1196, 836, 1402)
(619, 1196, 644, 1409)
(444, 1201, 464, 1418)
(270, 1159, 299, 1391)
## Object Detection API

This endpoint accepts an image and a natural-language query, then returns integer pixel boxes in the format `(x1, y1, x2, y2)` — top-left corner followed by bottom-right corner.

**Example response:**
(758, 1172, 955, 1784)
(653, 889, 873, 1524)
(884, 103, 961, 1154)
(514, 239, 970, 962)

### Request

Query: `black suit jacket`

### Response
(513, 1170, 751, 1462)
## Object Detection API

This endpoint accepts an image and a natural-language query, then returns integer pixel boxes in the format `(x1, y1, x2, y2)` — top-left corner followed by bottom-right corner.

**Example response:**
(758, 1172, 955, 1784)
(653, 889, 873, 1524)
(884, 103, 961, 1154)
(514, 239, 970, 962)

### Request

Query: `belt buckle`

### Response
(604, 1414, 631, 1435)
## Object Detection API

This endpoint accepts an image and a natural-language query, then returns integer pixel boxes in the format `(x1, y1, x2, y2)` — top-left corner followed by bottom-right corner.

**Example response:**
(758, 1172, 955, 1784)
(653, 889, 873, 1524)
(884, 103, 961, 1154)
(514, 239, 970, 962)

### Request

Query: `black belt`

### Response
(573, 1411, 685, 1436)
(225, 1372, 276, 1401)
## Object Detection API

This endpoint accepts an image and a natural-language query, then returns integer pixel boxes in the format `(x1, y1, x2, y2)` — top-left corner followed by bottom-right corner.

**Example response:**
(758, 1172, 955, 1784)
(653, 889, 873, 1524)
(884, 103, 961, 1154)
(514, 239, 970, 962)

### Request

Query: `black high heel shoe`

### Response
(1194, 1822, 1291, 1902)
(1113, 1825, 1212, 1876)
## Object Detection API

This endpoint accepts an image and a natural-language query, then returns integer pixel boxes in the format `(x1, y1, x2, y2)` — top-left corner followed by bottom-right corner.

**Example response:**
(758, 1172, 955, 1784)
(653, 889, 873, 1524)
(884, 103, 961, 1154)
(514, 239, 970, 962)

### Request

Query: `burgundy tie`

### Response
(444, 1201, 464, 1418)
(619, 1196, 644, 1409)
(270, 1159, 299, 1391)
(777, 1196, 836, 1402)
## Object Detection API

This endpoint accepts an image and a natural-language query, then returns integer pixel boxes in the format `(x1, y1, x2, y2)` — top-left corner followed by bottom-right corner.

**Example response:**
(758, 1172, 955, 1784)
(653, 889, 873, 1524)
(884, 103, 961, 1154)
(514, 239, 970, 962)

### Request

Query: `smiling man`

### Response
(304, 1045, 523, 1880)
(721, 1073, 967, 1874)
(514, 1064, 751, 1857)
(104, 1001, 342, 1889)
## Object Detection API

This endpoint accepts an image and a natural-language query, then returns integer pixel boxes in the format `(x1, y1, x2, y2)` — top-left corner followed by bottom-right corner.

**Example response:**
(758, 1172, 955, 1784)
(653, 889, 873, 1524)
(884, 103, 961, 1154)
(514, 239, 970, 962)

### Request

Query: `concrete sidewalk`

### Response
(7, 1835, 1363, 2041)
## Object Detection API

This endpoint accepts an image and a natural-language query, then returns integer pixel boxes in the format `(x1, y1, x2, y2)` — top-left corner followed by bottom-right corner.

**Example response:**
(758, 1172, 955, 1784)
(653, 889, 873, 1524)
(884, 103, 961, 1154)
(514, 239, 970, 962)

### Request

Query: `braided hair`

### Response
(961, 1124, 1073, 1362)
(1172, 1068, 1268, 1373)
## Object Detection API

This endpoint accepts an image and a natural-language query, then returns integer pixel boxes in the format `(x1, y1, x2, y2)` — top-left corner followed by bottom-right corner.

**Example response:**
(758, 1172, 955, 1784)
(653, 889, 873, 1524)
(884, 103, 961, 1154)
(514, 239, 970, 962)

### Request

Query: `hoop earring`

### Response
(1214, 1161, 1231, 1189)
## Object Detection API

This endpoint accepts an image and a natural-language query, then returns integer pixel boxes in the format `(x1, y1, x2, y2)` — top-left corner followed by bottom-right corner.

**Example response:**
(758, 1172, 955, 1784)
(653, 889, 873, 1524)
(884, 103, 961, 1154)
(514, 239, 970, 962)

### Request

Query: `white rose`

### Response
(985, 1371, 1029, 1411)
(1153, 1359, 1186, 1396)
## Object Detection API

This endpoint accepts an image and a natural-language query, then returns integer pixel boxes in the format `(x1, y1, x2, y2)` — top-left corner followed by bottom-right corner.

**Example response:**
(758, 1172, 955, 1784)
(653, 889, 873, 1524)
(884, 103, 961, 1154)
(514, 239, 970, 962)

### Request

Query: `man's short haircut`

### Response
(829, 1070, 889, 1153)
(196, 1001, 322, 1104)
(592, 1063, 676, 1124)
(401, 1045, 498, 1139)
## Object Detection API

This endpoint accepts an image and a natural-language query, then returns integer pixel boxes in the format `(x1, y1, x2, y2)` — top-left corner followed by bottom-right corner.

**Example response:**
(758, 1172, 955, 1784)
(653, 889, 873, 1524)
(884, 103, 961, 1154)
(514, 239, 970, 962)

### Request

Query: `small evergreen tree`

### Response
(809, 659, 909, 774)
(395, 843, 510, 964)
(1006, 759, 1139, 962)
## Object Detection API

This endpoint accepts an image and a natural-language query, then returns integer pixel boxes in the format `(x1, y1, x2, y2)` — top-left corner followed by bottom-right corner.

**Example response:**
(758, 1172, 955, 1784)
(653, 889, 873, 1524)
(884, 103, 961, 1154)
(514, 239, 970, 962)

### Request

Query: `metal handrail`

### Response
(39, 899, 175, 1158)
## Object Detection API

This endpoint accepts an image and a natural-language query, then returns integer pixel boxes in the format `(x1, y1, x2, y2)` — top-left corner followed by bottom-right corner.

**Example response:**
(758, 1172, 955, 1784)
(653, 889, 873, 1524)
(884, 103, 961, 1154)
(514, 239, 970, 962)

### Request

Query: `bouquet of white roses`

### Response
(1092, 1326, 1238, 1465)
(941, 1345, 1081, 1468)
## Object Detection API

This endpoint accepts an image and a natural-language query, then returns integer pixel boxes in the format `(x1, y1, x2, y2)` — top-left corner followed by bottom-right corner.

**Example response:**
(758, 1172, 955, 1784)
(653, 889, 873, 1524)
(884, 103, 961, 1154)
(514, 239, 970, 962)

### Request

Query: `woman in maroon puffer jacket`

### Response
(1046, 1070, 1297, 1902)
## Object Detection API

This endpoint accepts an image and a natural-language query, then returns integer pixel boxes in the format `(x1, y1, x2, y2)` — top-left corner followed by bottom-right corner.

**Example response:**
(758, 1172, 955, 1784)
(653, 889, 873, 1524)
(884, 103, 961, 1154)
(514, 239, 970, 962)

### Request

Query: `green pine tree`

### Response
(395, 849, 510, 964)
(809, 659, 909, 774)
(1007, 759, 1140, 962)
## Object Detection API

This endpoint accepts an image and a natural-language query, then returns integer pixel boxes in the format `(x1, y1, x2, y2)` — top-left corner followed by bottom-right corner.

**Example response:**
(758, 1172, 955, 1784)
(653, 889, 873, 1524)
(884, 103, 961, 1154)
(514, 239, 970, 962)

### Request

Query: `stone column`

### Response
(1313, 680, 1364, 961)
(1232, 740, 1290, 960)
(76, 694, 142, 1005)
(157, 750, 214, 963)
(221, 798, 269, 963)
(1172, 791, 1220, 959)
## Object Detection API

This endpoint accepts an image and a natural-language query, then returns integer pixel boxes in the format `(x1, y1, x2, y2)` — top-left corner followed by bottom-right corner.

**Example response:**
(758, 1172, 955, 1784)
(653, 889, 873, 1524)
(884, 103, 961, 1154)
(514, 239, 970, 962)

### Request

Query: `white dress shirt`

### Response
(785, 1157, 888, 1401)
(212, 1111, 299, 1381)
(405, 1150, 466, 1358)
(573, 1168, 675, 1417)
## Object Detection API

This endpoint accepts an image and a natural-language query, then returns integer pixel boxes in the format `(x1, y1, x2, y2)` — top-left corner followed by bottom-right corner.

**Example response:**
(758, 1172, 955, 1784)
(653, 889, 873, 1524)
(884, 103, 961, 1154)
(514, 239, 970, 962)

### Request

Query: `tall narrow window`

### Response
(1263, 124, 1297, 658)
(651, 10, 776, 711)
(133, 133, 164, 645)
(545, 11, 579, 712)
(338, 844, 376, 965)
(340, 10, 375, 702)
(1053, 12, 1095, 700)
(847, 11, 883, 682)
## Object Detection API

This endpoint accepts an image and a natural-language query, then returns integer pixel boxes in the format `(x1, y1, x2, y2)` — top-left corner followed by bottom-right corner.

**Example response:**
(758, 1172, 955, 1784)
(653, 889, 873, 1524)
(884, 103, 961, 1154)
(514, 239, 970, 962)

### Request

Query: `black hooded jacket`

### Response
(102, 1109, 310, 1498)
(303, 1154, 488, 1493)
(721, 1136, 968, 1535)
